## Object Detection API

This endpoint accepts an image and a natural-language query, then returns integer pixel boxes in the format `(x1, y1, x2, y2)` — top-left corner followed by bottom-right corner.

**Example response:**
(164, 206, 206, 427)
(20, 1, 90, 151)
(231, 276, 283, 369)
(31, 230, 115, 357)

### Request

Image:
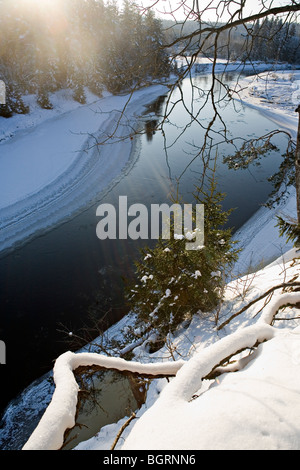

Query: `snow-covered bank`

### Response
(0, 84, 169, 254)
(237, 69, 300, 139)
(232, 185, 296, 276)
(21, 246, 300, 450)
(75, 248, 300, 451)
(231, 69, 300, 275)
(121, 294, 300, 450)
(179, 57, 295, 76)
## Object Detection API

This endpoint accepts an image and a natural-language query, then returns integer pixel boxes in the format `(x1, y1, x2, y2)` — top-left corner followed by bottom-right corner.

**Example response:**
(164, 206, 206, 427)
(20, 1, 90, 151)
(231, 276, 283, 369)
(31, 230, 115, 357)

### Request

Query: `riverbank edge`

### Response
(0, 82, 171, 258)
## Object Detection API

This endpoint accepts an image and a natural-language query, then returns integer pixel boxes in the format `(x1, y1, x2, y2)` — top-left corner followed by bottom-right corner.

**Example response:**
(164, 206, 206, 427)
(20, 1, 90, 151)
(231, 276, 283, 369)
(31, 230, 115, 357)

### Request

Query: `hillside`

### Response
(22, 246, 300, 450)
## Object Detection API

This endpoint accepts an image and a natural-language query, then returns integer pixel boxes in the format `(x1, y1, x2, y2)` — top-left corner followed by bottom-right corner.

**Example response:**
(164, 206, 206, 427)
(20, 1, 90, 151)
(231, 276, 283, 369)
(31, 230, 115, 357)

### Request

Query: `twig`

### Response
(111, 412, 137, 450)
(274, 316, 300, 321)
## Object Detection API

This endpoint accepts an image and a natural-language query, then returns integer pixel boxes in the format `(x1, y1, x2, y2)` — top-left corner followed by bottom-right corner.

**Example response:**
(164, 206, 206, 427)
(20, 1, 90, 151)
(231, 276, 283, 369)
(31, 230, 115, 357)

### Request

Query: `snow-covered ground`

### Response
(0, 84, 170, 253)
(22, 248, 300, 451)
(237, 69, 300, 139)
(1, 61, 300, 450)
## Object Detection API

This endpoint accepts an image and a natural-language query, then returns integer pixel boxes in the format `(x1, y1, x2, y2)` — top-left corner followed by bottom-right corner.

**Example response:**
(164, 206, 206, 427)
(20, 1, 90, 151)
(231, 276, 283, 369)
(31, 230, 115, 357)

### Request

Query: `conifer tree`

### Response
(126, 167, 239, 346)
(143, 10, 170, 79)
(72, 72, 87, 104)
(0, 80, 29, 118)
(36, 85, 53, 110)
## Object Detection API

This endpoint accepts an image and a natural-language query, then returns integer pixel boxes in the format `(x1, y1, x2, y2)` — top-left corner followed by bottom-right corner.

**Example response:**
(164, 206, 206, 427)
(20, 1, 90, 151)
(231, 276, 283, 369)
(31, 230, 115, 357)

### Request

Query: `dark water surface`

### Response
(0, 74, 287, 419)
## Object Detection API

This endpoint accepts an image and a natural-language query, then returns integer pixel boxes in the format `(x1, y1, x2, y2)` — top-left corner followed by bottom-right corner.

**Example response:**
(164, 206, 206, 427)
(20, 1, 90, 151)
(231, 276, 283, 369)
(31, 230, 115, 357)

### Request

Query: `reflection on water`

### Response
(143, 93, 167, 141)
(145, 120, 159, 141)
(63, 369, 147, 450)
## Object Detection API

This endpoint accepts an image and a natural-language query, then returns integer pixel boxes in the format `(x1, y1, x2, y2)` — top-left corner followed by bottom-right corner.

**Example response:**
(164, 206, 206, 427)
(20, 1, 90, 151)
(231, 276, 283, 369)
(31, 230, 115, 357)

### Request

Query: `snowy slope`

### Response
(72, 247, 300, 451)
(122, 327, 300, 450)
(21, 247, 300, 451)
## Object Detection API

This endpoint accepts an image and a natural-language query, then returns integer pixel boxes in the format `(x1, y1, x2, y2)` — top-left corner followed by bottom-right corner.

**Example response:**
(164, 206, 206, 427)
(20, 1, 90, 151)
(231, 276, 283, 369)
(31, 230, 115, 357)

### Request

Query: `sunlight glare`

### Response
(19, 0, 68, 35)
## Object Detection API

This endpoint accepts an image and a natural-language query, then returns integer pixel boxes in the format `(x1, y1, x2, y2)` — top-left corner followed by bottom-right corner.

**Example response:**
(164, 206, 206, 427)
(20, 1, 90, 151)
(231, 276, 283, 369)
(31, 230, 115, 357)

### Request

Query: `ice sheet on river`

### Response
(0, 85, 169, 254)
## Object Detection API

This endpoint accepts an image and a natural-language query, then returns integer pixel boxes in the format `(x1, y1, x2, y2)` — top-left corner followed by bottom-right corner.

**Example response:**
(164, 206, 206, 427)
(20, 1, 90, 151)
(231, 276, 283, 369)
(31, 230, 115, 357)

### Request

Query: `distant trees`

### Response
(0, 0, 171, 117)
(0, 0, 31, 116)
(98, 0, 170, 93)
(167, 15, 300, 64)
(247, 18, 300, 63)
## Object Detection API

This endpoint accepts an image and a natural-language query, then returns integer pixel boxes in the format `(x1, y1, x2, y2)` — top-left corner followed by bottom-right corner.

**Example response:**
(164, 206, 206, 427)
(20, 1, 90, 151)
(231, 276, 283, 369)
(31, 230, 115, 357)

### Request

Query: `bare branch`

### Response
(217, 281, 300, 331)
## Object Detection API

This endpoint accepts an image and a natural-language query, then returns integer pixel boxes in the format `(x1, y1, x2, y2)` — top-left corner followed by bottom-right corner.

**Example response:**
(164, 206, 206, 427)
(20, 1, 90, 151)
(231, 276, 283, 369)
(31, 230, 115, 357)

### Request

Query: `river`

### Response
(0, 72, 288, 448)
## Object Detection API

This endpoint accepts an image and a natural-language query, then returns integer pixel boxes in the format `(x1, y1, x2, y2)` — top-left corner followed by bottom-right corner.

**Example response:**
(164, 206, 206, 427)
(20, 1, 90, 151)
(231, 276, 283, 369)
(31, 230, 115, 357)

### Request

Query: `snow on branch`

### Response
(144, 292, 300, 406)
(22, 352, 185, 450)
(22, 291, 300, 451)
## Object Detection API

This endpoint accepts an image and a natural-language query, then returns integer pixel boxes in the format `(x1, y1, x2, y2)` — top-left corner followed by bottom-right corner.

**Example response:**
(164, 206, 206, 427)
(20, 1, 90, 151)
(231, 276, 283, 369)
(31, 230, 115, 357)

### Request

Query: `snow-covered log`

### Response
(22, 352, 185, 450)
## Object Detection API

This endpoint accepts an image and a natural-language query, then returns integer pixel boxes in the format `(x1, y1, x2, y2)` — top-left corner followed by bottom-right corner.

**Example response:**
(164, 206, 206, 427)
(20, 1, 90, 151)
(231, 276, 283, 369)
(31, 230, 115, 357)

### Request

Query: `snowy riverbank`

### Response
(0, 83, 170, 254)
(232, 69, 300, 274)
(21, 248, 300, 450)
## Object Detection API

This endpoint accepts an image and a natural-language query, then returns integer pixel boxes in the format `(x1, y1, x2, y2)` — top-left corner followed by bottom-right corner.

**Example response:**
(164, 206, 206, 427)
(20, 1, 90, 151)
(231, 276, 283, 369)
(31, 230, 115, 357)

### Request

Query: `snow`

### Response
(237, 69, 300, 140)
(180, 56, 294, 80)
(71, 247, 300, 451)
(123, 328, 300, 450)
(0, 84, 170, 254)
(22, 350, 185, 451)
(22, 248, 300, 451)
(232, 184, 297, 276)
(232, 69, 300, 275)
(2, 60, 300, 451)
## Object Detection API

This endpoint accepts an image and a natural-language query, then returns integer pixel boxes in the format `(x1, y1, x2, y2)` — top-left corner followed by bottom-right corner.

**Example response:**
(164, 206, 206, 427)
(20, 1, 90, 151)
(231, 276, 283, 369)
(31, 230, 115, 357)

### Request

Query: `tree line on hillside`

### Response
(0, 0, 171, 118)
(234, 17, 300, 63)
(166, 17, 300, 64)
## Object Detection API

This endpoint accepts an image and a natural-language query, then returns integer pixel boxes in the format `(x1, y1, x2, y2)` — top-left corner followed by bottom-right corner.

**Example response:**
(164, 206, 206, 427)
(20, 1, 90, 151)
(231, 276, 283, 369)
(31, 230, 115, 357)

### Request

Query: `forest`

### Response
(0, 0, 170, 117)
(2, 1, 300, 120)
(165, 16, 300, 63)
(1, 0, 300, 119)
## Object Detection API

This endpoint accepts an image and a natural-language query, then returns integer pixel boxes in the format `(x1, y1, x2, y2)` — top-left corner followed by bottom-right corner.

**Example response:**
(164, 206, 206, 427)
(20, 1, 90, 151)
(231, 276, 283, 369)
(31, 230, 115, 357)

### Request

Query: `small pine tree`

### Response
(88, 72, 103, 97)
(126, 169, 239, 347)
(36, 86, 53, 110)
(72, 76, 86, 104)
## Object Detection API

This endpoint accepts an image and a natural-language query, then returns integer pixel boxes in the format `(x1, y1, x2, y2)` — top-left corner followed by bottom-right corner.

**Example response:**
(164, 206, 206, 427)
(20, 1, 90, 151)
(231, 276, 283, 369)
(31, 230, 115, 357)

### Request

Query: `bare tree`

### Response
(129, 0, 300, 235)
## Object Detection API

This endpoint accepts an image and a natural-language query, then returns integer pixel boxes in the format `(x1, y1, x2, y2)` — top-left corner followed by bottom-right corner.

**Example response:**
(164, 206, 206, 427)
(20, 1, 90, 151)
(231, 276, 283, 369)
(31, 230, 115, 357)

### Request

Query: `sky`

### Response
(15, 0, 299, 26)
(116, 0, 297, 23)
